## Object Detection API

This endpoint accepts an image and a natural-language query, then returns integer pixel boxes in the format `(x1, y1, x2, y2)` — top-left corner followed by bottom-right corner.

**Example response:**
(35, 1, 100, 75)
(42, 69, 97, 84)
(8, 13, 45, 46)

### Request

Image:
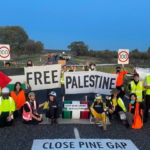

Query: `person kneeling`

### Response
(43, 91, 61, 126)
(0, 87, 15, 127)
(90, 94, 110, 130)
(22, 92, 45, 125)
(125, 93, 146, 129)
(106, 88, 127, 124)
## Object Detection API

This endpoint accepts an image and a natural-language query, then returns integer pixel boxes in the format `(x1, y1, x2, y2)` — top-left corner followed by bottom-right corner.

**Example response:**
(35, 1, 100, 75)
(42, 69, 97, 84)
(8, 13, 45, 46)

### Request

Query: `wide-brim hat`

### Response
(110, 88, 120, 94)
(89, 63, 96, 66)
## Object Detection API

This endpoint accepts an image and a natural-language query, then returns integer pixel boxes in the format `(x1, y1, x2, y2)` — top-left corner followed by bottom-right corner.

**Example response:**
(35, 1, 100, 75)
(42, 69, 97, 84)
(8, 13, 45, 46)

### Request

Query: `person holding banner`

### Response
(90, 94, 109, 130)
(22, 92, 45, 125)
(10, 81, 31, 118)
(61, 65, 69, 99)
(5, 62, 17, 68)
(125, 93, 146, 129)
(0, 87, 15, 127)
(105, 88, 127, 123)
(26, 60, 33, 67)
(43, 91, 61, 125)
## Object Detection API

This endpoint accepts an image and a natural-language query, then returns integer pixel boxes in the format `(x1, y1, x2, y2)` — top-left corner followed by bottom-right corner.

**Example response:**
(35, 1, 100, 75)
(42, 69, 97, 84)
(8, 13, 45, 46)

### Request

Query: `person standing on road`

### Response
(22, 92, 45, 125)
(143, 75, 150, 123)
(0, 87, 15, 127)
(125, 93, 146, 129)
(10, 81, 31, 118)
(43, 91, 61, 125)
(61, 65, 69, 100)
(128, 73, 144, 102)
(113, 66, 128, 95)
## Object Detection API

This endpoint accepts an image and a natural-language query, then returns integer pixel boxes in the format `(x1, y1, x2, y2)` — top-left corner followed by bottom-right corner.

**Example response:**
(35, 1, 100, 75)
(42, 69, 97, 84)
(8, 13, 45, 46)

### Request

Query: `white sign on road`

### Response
(0, 45, 10, 60)
(24, 64, 61, 91)
(118, 49, 129, 64)
(31, 139, 139, 150)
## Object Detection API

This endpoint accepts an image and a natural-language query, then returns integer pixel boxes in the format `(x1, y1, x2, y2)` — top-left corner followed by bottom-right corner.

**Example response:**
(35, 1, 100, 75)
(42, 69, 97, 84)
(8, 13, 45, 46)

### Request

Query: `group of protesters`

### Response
(0, 57, 150, 131)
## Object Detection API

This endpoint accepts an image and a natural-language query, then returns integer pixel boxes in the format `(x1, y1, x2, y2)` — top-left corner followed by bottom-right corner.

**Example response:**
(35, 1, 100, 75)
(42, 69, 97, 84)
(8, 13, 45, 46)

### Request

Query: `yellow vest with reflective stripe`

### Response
(0, 97, 14, 119)
(130, 81, 143, 101)
(146, 76, 150, 95)
(61, 70, 69, 84)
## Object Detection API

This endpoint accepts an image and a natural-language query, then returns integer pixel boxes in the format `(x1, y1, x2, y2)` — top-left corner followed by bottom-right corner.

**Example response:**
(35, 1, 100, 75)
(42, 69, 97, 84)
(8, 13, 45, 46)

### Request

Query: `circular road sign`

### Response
(0, 46, 10, 58)
(118, 51, 129, 62)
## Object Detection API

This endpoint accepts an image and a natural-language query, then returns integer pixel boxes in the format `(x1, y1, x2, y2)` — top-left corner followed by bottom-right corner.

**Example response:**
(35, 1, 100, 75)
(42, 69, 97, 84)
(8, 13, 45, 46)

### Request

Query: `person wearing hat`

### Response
(128, 73, 144, 102)
(0, 87, 15, 127)
(105, 88, 127, 122)
(125, 93, 146, 129)
(90, 94, 110, 130)
(22, 92, 45, 124)
(43, 91, 61, 125)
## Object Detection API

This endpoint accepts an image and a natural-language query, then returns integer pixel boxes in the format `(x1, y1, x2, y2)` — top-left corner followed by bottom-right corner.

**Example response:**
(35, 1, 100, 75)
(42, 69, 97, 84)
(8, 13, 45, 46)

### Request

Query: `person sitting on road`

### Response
(105, 88, 127, 124)
(10, 81, 31, 118)
(43, 91, 61, 126)
(26, 60, 33, 67)
(22, 92, 45, 125)
(0, 87, 15, 127)
(90, 94, 110, 130)
(125, 93, 146, 129)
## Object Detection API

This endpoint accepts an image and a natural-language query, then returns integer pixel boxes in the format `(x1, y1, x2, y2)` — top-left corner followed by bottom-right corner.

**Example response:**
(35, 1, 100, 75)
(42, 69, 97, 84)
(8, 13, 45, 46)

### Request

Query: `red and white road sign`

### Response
(118, 49, 129, 64)
(0, 45, 10, 60)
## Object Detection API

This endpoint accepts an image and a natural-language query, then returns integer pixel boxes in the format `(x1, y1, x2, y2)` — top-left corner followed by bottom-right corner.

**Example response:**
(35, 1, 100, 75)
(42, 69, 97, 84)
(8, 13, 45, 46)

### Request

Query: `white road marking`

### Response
(74, 127, 80, 139)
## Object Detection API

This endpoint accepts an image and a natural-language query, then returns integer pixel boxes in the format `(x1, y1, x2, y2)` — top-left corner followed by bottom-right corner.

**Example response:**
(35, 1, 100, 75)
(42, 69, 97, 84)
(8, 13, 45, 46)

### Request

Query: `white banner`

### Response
(31, 139, 138, 150)
(64, 104, 87, 111)
(25, 64, 61, 91)
(64, 71, 118, 95)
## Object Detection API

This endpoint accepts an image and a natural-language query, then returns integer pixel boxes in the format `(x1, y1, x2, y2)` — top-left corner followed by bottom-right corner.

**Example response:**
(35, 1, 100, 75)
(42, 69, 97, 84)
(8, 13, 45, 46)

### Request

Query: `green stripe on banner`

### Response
(63, 101, 71, 119)
(6, 84, 26, 92)
(72, 101, 80, 119)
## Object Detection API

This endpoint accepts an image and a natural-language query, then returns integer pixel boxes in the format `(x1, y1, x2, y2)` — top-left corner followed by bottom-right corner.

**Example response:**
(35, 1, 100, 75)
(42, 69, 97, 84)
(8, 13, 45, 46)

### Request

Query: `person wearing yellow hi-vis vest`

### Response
(128, 73, 144, 102)
(0, 87, 15, 127)
(143, 75, 150, 123)
(105, 88, 127, 123)
(61, 65, 69, 99)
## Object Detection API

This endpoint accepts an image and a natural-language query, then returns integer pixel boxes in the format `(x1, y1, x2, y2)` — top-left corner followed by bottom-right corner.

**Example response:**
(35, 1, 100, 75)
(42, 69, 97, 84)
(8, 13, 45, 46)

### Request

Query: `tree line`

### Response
(68, 41, 150, 60)
(0, 26, 44, 57)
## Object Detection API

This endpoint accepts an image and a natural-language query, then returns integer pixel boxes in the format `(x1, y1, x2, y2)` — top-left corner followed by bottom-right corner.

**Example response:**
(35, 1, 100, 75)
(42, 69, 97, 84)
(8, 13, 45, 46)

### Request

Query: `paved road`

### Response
(0, 57, 150, 150)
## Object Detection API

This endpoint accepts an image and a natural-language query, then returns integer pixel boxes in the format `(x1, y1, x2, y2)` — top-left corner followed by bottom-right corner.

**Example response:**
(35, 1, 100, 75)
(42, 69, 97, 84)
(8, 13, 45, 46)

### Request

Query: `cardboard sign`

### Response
(58, 60, 66, 66)
(118, 49, 129, 64)
(24, 64, 61, 90)
(0, 45, 10, 60)
(31, 139, 138, 150)
(64, 71, 118, 95)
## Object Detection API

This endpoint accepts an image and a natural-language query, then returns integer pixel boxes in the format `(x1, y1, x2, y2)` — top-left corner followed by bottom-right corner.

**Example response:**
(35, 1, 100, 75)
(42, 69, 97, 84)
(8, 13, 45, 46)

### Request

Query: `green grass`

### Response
(0, 55, 48, 68)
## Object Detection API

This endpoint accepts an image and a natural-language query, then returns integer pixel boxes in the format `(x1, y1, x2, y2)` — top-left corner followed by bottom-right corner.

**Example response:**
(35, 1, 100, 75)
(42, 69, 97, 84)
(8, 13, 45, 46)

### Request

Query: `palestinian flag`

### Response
(0, 68, 26, 92)
(62, 101, 90, 119)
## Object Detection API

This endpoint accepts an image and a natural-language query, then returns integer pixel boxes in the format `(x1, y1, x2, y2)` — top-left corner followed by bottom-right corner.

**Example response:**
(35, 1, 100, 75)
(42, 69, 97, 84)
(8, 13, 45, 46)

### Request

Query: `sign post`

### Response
(118, 49, 129, 65)
(0, 45, 10, 60)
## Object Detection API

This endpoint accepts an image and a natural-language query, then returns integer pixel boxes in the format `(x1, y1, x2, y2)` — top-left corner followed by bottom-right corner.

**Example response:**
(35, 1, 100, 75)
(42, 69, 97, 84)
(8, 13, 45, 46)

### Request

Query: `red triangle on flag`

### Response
(0, 71, 12, 89)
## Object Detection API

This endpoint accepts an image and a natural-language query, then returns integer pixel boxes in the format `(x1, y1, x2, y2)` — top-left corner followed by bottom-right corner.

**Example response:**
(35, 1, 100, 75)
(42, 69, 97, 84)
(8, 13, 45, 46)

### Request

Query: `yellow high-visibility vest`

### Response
(130, 81, 143, 102)
(146, 76, 150, 95)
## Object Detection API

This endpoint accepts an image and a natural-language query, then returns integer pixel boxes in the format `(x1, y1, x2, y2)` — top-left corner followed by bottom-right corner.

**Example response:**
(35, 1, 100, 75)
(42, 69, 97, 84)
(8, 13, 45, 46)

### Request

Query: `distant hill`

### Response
(45, 49, 70, 53)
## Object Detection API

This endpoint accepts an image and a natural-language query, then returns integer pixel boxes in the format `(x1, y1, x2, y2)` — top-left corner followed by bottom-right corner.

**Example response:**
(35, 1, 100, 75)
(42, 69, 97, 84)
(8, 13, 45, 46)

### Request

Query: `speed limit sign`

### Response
(0, 45, 10, 60)
(118, 49, 129, 64)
